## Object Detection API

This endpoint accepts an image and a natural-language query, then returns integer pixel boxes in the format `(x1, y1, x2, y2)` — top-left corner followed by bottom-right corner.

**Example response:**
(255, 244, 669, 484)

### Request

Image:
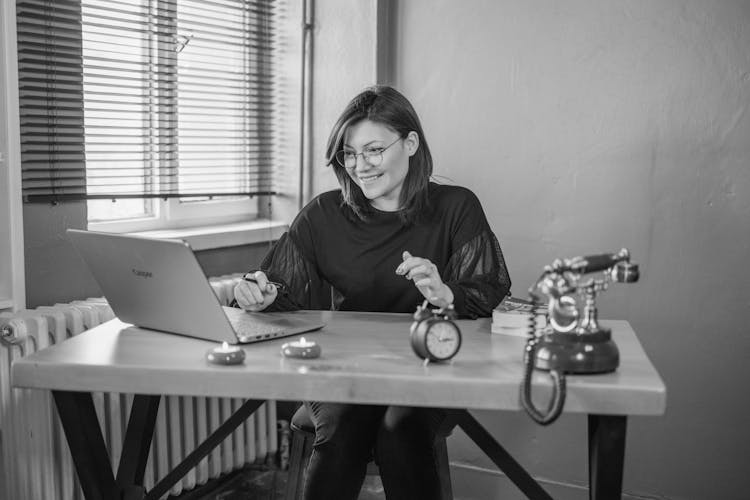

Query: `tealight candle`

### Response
(281, 337, 321, 359)
(206, 341, 246, 365)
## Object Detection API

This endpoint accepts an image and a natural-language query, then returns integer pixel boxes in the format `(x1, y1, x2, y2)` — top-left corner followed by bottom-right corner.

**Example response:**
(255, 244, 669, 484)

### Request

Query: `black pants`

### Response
(303, 401, 446, 500)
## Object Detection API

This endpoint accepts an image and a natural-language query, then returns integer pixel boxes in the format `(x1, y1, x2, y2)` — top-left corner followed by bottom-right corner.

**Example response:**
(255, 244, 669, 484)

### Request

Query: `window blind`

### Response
(16, 0, 282, 203)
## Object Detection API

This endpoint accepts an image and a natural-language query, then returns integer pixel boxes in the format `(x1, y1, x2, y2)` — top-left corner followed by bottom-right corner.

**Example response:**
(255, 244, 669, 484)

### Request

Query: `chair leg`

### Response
(283, 430, 313, 500)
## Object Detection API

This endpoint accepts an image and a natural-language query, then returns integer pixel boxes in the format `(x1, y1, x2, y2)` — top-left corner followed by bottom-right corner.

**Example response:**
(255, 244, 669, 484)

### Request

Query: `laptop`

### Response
(67, 229, 325, 344)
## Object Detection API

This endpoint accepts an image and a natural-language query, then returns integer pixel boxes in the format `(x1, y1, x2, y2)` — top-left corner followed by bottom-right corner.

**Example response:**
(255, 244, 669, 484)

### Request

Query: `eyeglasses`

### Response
(334, 137, 402, 170)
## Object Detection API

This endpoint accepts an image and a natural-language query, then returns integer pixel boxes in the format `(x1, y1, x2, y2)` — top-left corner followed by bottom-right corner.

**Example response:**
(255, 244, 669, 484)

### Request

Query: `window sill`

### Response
(129, 220, 288, 251)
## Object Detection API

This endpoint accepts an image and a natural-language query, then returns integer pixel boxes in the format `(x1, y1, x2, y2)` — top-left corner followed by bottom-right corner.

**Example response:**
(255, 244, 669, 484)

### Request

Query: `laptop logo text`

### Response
(132, 269, 153, 279)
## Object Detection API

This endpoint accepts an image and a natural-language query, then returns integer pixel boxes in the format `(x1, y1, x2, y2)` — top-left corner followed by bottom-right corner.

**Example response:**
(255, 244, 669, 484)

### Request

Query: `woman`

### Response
(234, 85, 511, 499)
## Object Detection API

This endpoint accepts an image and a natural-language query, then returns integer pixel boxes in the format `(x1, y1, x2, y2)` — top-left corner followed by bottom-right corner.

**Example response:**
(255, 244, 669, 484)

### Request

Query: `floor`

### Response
(171, 465, 386, 500)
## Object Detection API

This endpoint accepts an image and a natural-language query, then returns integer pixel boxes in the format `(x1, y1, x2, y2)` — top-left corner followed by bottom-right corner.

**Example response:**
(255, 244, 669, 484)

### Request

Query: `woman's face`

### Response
(342, 120, 418, 212)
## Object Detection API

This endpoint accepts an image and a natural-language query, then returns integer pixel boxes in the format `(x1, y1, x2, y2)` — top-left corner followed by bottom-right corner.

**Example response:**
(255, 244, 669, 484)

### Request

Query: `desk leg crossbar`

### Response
(446, 410, 554, 500)
(445, 410, 627, 500)
(53, 391, 265, 500)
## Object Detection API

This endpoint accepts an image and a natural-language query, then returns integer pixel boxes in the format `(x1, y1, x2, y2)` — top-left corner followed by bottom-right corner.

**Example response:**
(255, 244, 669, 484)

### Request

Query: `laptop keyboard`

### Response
(222, 306, 324, 344)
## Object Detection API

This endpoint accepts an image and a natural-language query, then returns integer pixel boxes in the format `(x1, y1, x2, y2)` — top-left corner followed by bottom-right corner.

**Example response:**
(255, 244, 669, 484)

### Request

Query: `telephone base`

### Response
(533, 328, 619, 374)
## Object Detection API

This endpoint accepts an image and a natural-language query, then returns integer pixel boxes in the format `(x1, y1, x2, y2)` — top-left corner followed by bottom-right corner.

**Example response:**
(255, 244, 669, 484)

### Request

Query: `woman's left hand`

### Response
(396, 251, 454, 307)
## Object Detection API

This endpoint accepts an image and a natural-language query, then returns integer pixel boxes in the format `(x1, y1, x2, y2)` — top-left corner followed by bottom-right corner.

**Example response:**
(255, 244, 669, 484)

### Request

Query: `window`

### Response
(16, 0, 300, 232)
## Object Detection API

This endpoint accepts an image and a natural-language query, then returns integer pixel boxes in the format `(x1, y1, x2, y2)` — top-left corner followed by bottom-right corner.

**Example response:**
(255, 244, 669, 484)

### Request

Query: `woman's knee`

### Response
(377, 406, 441, 456)
(306, 402, 383, 450)
(381, 406, 442, 436)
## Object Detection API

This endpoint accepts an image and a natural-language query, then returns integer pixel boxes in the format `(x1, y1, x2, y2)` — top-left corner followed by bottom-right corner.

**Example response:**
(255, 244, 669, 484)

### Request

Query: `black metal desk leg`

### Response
(588, 414, 627, 500)
(52, 391, 117, 500)
(116, 394, 161, 499)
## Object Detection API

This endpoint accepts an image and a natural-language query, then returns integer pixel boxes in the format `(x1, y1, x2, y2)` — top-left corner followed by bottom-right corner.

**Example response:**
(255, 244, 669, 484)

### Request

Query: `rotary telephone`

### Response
(520, 248, 639, 425)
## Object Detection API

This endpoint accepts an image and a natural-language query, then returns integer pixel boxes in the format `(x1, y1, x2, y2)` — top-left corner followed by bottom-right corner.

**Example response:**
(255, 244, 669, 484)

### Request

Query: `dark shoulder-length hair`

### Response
(325, 85, 433, 224)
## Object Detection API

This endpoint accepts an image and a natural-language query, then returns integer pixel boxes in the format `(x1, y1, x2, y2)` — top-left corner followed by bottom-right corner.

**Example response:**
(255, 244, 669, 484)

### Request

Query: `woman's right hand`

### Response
(234, 271, 278, 312)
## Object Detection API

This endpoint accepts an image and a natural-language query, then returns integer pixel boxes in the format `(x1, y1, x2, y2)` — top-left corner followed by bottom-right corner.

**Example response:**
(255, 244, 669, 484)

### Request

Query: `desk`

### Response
(12, 311, 665, 500)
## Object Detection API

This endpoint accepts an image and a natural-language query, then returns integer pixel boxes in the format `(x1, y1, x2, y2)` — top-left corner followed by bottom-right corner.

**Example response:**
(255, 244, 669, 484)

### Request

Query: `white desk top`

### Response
(12, 311, 666, 415)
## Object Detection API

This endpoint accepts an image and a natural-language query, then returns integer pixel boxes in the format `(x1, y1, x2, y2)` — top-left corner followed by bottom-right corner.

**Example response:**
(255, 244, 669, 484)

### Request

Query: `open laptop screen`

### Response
(67, 229, 323, 344)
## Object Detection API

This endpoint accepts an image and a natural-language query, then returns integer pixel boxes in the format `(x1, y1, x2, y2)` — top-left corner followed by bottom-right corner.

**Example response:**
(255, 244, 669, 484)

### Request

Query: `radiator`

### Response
(0, 274, 278, 500)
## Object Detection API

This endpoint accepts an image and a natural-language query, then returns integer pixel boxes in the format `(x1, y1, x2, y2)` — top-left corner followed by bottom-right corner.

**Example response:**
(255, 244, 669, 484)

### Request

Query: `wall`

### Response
(390, 1, 749, 499)
(0, 40, 14, 308)
(0, 0, 25, 312)
(22, 202, 94, 307)
(308, 0, 378, 197)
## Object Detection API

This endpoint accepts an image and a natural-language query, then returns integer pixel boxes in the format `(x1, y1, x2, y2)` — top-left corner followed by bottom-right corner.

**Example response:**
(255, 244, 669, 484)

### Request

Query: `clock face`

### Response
(424, 320, 461, 360)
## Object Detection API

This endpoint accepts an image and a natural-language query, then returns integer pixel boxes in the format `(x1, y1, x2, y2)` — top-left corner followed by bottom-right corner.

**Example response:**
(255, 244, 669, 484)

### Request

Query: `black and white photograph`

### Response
(1, 1, 747, 499)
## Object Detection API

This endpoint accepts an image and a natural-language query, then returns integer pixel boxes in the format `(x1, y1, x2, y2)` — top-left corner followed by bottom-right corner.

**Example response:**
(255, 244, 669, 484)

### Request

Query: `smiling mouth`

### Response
(358, 173, 383, 184)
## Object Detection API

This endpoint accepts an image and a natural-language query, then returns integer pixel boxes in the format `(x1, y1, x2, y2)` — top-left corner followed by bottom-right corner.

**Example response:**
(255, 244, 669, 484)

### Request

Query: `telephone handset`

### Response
(520, 248, 639, 425)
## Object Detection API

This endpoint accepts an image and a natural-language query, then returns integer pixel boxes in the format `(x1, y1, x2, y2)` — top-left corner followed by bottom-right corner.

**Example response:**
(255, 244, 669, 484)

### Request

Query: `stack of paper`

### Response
(491, 296, 547, 336)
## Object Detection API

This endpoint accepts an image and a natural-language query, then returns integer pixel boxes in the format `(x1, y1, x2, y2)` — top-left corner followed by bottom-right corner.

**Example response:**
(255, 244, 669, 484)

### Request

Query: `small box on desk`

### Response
(491, 296, 547, 337)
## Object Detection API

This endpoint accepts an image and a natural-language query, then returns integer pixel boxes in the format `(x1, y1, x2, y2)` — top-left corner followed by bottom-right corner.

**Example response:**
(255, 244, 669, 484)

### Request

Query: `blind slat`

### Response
(18, 0, 283, 202)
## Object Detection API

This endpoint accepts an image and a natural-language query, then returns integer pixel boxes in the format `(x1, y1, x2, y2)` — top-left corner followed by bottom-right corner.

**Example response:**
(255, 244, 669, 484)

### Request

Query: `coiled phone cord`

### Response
(519, 297, 567, 425)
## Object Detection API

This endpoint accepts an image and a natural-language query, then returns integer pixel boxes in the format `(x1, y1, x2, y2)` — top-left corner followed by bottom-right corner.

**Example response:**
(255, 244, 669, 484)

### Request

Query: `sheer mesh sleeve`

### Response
(443, 229, 511, 319)
(255, 232, 332, 311)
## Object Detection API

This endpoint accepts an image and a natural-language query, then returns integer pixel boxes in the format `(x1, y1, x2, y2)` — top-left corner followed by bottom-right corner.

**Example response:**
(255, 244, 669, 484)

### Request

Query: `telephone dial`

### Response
(520, 248, 639, 425)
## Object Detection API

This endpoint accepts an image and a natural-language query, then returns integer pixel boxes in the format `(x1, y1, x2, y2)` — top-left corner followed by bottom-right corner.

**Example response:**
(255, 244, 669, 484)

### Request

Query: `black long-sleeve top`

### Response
(260, 182, 511, 318)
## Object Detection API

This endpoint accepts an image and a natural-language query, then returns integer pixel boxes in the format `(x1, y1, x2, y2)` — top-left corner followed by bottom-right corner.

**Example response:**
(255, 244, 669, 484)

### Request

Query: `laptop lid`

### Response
(66, 229, 323, 344)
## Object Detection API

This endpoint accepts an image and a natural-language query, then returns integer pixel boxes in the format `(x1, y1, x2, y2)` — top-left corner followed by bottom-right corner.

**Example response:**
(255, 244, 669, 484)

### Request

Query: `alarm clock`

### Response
(410, 301, 462, 362)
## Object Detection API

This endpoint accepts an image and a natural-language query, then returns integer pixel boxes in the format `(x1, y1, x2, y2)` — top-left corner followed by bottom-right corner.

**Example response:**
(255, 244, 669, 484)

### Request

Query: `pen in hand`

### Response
(243, 274, 284, 293)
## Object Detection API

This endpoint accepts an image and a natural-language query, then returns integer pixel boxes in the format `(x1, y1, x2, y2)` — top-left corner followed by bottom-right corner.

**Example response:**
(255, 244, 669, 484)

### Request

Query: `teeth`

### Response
(359, 174, 382, 183)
